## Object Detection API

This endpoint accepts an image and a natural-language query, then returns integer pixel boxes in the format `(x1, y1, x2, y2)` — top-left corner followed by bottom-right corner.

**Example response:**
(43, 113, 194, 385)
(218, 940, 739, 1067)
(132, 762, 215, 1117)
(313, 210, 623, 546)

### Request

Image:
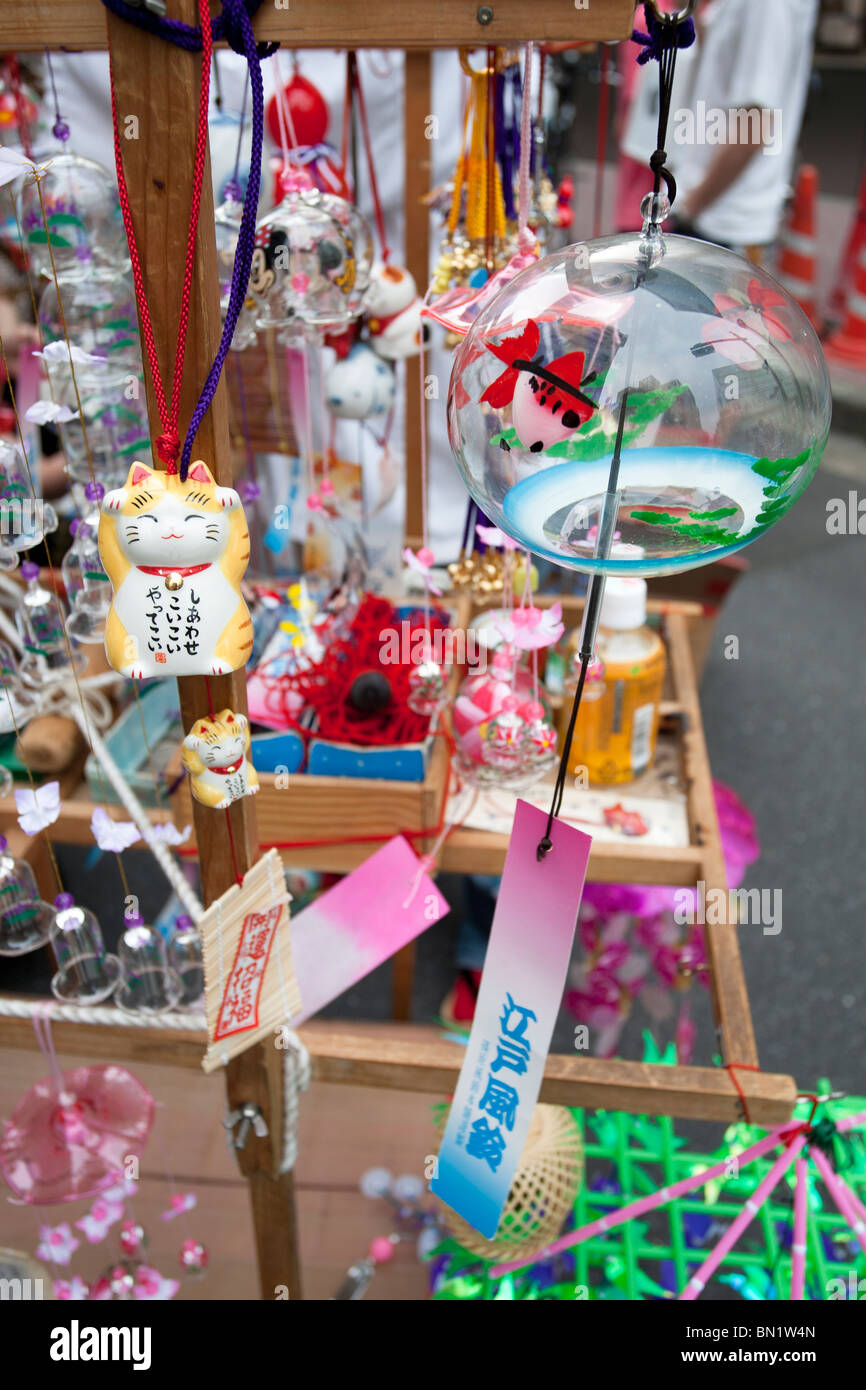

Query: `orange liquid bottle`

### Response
(563, 577, 665, 786)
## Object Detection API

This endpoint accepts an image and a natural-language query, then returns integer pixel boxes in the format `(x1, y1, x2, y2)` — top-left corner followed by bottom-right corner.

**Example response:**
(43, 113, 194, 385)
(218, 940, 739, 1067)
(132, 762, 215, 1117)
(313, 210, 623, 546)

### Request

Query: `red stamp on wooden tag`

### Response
(214, 904, 283, 1040)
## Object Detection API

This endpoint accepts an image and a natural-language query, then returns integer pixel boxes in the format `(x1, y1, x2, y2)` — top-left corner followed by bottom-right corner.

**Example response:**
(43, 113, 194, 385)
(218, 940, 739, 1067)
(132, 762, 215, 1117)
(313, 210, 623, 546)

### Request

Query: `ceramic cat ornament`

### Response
(98, 460, 253, 678)
(182, 708, 259, 809)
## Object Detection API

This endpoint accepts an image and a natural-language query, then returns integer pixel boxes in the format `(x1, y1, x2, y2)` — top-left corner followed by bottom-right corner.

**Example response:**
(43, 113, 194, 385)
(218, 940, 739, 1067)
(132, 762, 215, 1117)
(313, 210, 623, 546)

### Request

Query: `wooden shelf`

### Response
(3, 0, 636, 51)
(0, 1003, 796, 1124)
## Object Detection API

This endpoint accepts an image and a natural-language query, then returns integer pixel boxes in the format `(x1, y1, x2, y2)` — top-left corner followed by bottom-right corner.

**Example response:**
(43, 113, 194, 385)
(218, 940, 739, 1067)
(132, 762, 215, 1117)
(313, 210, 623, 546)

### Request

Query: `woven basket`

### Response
(434, 1104, 584, 1262)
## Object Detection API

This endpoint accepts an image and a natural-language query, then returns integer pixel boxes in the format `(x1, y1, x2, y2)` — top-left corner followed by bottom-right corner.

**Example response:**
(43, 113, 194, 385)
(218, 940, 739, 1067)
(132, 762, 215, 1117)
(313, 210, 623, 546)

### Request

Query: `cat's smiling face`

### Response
(102, 460, 240, 569)
(199, 731, 246, 768)
(119, 489, 230, 567)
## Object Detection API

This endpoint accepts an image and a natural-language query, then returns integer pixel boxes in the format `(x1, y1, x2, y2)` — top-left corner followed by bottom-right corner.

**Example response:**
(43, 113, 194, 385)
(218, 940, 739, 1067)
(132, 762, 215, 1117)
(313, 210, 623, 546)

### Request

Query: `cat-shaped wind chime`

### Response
(99, 460, 253, 679)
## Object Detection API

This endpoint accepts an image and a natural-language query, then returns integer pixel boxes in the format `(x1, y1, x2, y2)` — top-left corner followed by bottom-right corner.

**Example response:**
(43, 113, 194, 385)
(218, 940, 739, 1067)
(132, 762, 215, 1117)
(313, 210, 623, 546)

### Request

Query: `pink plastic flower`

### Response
(75, 1195, 124, 1244)
(54, 1276, 90, 1301)
(402, 546, 442, 596)
(133, 1264, 179, 1301)
(161, 1193, 197, 1221)
(475, 522, 520, 551)
(36, 1223, 79, 1267)
(495, 602, 564, 651)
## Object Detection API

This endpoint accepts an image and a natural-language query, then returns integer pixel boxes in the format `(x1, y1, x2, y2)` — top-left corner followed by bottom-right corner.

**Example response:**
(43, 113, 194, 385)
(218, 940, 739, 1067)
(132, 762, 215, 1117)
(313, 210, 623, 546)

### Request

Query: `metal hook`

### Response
(643, 0, 697, 24)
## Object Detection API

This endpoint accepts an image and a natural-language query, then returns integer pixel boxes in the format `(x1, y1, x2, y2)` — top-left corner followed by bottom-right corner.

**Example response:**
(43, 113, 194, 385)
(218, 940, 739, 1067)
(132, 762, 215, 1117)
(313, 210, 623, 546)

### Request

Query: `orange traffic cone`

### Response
(824, 242, 866, 368)
(827, 164, 866, 327)
(776, 165, 819, 326)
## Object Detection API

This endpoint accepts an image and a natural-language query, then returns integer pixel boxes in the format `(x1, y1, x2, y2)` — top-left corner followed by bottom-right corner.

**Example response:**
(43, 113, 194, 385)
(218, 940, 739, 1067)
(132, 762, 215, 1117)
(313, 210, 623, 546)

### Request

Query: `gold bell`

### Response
(165, 571, 184, 592)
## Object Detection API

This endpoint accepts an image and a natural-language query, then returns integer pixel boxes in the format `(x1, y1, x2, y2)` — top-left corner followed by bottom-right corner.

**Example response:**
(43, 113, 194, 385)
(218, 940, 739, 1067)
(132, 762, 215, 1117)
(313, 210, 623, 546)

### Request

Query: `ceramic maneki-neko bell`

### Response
(181, 708, 259, 810)
(98, 460, 252, 679)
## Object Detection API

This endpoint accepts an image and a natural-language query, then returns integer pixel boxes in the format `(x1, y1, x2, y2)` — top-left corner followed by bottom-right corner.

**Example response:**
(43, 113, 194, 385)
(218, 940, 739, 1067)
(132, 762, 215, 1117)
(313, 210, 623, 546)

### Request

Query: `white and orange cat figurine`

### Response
(181, 709, 260, 809)
(98, 460, 253, 678)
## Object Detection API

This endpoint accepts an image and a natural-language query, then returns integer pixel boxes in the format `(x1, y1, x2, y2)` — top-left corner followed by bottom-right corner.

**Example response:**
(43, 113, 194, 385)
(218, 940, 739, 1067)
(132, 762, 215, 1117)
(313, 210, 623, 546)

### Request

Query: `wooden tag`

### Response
(200, 849, 301, 1074)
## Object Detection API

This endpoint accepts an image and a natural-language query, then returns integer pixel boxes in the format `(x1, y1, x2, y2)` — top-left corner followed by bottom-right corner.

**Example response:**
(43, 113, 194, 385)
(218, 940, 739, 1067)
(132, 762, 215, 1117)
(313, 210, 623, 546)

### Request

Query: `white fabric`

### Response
(664, 0, 818, 246)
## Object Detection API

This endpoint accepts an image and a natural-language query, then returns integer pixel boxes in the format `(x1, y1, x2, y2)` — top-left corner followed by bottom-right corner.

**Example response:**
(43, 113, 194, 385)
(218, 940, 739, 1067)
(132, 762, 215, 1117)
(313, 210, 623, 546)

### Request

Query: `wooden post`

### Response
(105, 2, 302, 1299)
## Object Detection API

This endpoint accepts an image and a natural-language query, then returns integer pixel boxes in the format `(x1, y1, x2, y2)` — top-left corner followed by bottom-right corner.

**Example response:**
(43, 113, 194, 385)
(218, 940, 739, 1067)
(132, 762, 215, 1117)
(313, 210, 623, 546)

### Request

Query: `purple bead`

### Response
(0, 834, 7, 853)
(54, 892, 75, 910)
(240, 479, 260, 503)
(52, 119, 71, 143)
(21, 561, 39, 581)
(224, 179, 243, 205)
(175, 915, 193, 930)
(84, 482, 105, 503)
(69, 518, 80, 538)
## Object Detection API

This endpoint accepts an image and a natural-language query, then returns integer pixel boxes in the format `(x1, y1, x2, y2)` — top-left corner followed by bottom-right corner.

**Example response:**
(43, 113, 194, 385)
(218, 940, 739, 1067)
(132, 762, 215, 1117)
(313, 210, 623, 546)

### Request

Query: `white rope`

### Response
(0, 993, 206, 1029)
(279, 1029, 310, 1174)
(67, 702, 204, 923)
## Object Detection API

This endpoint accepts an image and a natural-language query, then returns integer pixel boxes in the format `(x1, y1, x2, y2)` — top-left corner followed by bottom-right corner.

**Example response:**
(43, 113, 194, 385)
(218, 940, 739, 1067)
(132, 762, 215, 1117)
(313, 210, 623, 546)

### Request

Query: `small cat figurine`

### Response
(182, 709, 260, 809)
(98, 460, 253, 678)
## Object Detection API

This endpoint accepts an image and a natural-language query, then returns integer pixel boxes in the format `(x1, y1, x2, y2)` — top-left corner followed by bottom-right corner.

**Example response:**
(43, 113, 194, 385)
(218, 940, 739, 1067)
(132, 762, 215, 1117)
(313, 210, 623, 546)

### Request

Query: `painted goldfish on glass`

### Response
(480, 319, 597, 453)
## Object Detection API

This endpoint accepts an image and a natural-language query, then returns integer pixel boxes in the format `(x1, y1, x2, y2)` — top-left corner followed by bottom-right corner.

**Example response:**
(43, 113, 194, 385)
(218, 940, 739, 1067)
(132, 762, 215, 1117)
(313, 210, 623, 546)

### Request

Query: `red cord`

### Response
(725, 1062, 762, 1125)
(107, 2, 212, 472)
(352, 57, 390, 261)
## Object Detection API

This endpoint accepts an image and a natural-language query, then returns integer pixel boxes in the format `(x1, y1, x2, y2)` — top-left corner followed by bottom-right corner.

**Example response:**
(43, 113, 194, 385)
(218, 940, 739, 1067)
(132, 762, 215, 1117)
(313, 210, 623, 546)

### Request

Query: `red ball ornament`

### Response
(266, 71, 329, 150)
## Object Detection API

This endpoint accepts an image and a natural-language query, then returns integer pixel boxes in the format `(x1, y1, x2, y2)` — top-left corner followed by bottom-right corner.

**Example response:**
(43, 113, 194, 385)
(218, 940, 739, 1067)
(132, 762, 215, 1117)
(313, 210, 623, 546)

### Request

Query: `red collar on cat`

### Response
(137, 563, 212, 577)
(207, 756, 244, 775)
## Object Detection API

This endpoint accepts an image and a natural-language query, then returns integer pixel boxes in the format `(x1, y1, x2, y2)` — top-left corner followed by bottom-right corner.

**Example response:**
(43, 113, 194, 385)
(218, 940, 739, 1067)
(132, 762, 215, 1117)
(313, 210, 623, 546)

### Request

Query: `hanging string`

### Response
(352, 56, 390, 262)
(181, 0, 268, 478)
(6, 189, 57, 407)
(203, 675, 245, 889)
(536, 3, 694, 862)
(31, 176, 98, 482)
(108, 0, 212, 473)
(516, 42, 535, 252)
(44, 50, 70, 142)
(228, 72, 249, 196)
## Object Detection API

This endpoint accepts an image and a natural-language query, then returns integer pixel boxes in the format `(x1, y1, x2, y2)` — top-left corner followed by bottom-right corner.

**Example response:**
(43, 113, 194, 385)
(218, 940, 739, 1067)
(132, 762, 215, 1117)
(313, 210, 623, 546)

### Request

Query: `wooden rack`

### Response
(0, 0, 797, 1301)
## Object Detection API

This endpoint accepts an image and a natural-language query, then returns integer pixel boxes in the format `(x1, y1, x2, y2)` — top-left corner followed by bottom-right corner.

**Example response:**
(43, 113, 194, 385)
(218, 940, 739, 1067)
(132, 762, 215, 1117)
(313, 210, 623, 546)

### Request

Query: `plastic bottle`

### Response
(563, 577, 666, 785)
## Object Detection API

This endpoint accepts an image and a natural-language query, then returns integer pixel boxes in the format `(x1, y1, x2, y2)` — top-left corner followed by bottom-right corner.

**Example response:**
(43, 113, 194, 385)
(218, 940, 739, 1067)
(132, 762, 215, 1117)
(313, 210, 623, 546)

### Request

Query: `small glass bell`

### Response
(50, 893, 121, 1003)
(19, 152, 129, 281)
(215, 193, 259, 351)
(167, 915, 204, 1006)
(0, 441, 58, 563)
(0, 835, 55, 956)
(115, 916, 182, 1016)
(16, 561, 83, 685)
(62, 519, 111, 644)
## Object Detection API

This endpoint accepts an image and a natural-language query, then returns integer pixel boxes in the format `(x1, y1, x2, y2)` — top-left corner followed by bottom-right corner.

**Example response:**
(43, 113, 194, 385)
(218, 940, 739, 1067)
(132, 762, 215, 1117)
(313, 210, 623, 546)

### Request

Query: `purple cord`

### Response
(100, 0, 272, 483)
(180, 0, 266, 480)
(100, 0, 277, 57)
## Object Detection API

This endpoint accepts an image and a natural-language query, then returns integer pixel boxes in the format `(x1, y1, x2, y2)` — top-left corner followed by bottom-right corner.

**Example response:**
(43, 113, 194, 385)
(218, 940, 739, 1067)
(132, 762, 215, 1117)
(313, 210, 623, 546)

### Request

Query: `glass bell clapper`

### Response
(16, 561, 85, 687)
(50, 893, 121, 1004)
(62, 518, 111, 644)
(167, 914, 204, 1006)
(0, 441, 58, 563)
(0, 834, 55, 956)
(215, 187, 259, 351)
(115, 916, 182, 1016)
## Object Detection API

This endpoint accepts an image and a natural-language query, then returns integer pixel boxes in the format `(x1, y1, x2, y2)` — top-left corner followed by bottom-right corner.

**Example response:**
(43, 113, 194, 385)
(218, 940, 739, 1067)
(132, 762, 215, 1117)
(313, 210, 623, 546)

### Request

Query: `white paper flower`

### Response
(24, 400, 79, 426)
(90, 806, 141, 853)
(151, 822, 192, 846)
(33, 342, 104, 366)
(15, 781, 61, 836)
(0, 147, 52, 189)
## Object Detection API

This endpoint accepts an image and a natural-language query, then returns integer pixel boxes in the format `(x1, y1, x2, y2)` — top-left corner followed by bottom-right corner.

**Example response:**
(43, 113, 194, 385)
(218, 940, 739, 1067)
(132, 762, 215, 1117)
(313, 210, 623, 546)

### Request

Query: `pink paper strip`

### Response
(679, 1135, 807, 1301)
(493, 1123, 793, 1276)
(791, 1154, 808, 1301)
